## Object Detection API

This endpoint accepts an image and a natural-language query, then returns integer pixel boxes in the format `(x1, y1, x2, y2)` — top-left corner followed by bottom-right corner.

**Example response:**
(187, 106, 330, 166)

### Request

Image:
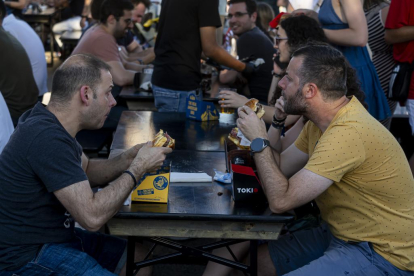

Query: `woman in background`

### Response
(256, 2, 275, 41)
(364, 0, 396, 129)
(319, 0, 391, 122)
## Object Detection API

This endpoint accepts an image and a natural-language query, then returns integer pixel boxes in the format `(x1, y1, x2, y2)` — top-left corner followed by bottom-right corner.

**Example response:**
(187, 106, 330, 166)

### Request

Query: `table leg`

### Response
(126, 237, 135, 276)
(249, 240, 258, 276)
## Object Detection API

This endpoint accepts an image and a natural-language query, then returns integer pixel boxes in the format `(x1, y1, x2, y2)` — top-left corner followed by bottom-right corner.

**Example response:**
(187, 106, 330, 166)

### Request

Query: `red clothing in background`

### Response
(385, 0, 414, 99)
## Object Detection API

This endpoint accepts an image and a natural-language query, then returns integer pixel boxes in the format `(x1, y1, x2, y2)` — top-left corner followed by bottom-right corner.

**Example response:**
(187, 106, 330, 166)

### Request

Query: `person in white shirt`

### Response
(0, 92, 14, 154)
(2, 14, 48, 98)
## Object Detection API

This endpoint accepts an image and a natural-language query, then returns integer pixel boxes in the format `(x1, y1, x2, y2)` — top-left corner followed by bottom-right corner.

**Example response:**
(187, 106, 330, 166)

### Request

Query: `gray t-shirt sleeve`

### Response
(27, 130, 88, 192)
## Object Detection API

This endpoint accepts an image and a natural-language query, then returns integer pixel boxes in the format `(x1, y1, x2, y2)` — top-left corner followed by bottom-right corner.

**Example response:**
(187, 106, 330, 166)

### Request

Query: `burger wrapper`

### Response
(237, 129, 251, 147)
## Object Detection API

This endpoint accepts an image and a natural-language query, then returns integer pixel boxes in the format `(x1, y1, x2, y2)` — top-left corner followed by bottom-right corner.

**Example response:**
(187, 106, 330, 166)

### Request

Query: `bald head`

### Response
(50, 54, 111, 105)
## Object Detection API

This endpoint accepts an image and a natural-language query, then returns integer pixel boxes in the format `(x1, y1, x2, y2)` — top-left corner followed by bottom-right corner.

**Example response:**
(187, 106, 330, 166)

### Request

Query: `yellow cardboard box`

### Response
(131, 165, 170, 203)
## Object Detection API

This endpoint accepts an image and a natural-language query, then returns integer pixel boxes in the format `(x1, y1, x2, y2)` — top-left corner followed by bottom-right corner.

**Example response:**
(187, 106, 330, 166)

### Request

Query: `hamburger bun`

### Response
(153, 129, 175, 149)
(245, 98, 265, 119)
(227, 127, 250, 150)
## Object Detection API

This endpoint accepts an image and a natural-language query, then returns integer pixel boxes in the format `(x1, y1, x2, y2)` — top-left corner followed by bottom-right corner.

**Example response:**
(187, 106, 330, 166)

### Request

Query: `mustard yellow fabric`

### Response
(295, 96, 414, 271)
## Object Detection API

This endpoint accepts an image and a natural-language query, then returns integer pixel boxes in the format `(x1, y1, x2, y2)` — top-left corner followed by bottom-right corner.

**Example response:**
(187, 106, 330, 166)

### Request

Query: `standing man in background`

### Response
(151, 0, 255, 112)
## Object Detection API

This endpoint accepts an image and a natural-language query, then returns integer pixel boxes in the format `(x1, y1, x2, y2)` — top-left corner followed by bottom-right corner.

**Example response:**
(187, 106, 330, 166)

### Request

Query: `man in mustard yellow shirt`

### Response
(237, 44, 414, 275)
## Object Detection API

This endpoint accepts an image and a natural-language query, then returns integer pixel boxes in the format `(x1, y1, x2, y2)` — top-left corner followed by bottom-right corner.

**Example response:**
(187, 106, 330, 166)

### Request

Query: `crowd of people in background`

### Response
(0, 0, 414, 275)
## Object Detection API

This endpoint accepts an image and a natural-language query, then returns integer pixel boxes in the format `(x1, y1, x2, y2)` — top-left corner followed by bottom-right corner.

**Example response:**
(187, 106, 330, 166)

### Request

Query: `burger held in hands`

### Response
(153, 129, 175, 149)
(228, 99, 265, 150)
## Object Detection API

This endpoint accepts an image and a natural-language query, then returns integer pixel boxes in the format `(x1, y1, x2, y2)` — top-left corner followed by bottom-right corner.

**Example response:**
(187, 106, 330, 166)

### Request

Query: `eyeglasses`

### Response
(274, 36, 288, 46)
(116, 17, 132, 25)
(226, 12, 249, 20)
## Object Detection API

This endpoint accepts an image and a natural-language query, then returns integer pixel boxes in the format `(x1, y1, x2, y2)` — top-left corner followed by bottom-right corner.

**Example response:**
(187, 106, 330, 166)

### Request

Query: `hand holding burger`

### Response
(236, 99, 268, 143)
(228, 99, 267, 149)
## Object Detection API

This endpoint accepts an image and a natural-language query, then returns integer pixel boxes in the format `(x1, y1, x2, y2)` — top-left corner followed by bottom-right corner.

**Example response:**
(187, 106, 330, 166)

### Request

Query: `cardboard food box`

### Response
(130, 164, 171, 203)
(225, 140, 266, 203)
(186, 93, 220, 121)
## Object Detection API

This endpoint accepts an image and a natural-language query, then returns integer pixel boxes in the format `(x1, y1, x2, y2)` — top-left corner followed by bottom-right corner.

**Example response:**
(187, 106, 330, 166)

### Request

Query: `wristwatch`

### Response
(250, 138, 270, 155)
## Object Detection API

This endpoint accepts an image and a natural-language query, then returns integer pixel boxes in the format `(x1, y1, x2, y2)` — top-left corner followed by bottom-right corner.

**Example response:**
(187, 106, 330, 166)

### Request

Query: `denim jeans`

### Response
(0, 228, 127, 276)
(268, 222, 414, 275)
(153, 85, 202, 112)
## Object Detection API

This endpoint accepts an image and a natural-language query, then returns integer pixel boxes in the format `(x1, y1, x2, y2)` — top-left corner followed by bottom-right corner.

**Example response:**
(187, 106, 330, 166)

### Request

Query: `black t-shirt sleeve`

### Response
(198, 0, 222, 28)
(237, 32, 255, 60)
(27, 130, 88, 192)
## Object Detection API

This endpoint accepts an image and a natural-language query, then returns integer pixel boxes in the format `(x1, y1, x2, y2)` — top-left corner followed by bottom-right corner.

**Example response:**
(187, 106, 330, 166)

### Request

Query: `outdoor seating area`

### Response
(1, 0, 414, 276)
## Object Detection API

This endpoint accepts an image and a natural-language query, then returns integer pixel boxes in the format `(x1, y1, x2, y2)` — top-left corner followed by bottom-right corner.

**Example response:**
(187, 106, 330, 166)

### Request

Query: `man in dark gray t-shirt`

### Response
(0, 54, 171, 275)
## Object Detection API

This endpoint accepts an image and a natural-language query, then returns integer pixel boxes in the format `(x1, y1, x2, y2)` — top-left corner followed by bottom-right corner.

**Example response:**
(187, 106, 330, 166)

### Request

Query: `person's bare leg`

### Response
(232, 243, 278, 276)
(202, 241, 250, 276)
(257, 244, 277, 276)
(119, 243, 152, 276)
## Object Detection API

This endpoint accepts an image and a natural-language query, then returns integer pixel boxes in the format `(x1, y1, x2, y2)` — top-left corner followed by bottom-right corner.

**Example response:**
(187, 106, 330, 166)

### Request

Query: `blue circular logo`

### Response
(153, 176, 168, 190)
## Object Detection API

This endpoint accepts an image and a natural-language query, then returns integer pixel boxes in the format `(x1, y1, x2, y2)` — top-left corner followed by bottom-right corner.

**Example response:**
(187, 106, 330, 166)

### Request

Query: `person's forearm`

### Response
(88, 171, 144, 230)
(109, 66, 135, 86)
(82, 0, 92, 15)
(254, 147, 289, 213)
(385, 27, 414, 45)
(127, 48, 155, 64)
(267, 77, 280, 104)
(6, 0, 27, 9)
(124, 62, 147, 72)
(262, 105, 276, 125)
(81, 0, 91, 16)
(280, 117, 304, 152)
(206, 45, 246, 72)
(268, 125, 283, 155)
(54, 0, 68, 8)
(219, 70, 238, 84)
(127, 44, 143, 56)
(86, 152, 132, 187)
(324, 28, 367, 47)
(267, 115, 302, 153)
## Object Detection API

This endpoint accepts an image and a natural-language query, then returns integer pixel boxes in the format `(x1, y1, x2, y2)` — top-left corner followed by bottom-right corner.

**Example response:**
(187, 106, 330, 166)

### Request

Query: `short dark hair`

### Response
(91, 0, 104, 20)
(292, 44, 348, 101)
(51, 54, 111, 104)
(0, 1, 6, 21)
(131, 0, 151, 8)
(281, 15, 327, 54)
(227, 0, 257, 15)
(100, 0, 134, 24)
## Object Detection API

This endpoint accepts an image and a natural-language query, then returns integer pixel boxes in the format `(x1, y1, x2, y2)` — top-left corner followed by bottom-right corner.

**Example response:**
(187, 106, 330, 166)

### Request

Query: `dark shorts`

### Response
(0, 228, 127, 276)
(268, 222, 414, 276)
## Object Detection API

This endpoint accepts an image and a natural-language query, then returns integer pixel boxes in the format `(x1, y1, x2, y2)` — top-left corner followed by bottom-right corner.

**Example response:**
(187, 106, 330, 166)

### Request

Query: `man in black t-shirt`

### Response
(152, 0, 254, 112)
(220, 0, 275, 103)
(0, 54, 171, 275)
